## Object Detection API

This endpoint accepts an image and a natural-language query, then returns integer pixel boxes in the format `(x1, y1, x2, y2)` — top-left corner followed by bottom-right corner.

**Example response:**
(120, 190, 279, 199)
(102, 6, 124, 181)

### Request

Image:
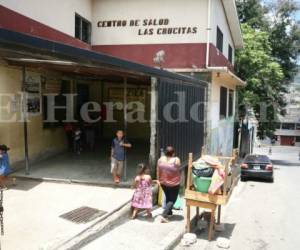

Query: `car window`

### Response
(245, 155, 270, 163)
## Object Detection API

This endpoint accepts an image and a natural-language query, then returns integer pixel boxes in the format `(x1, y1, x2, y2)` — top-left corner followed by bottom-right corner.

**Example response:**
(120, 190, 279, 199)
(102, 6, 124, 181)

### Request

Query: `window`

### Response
(228, 45, 233, 64)
(220, 86, 227, 119)
(282, 123, 295, 130)
(216, 26, 223, 53)
(75, 14, 91, 44)
(296, 136, 300, 142)
(275, 123, 281, 129)
(296, 123, 300, 130)
(228, 89, 234, 117)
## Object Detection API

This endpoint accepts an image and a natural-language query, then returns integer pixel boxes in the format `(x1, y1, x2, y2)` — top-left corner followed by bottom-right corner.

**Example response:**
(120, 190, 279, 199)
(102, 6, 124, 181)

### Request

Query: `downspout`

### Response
(204, 0, 212, 153)
(205, 0, 212, 68)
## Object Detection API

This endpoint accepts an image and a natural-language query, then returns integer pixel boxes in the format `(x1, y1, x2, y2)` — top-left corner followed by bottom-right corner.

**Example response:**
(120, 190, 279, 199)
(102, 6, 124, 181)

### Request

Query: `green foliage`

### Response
(235, 24, 285, 138)
(236, 0, 300, 138)
(236, 0, 269, 29)
(268, 1, 300, 81)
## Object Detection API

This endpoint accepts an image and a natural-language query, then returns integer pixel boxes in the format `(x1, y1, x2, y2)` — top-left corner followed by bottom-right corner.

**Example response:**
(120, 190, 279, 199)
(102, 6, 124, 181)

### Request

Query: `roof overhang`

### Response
(167, 67, 246, 86)
(222, 0, 244, 49)
(0, 28, 207, 86)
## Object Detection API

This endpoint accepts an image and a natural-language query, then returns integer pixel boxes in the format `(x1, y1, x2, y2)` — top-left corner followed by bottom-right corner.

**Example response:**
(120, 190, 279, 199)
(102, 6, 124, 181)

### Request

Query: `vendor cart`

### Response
(184, 149, 239, 241)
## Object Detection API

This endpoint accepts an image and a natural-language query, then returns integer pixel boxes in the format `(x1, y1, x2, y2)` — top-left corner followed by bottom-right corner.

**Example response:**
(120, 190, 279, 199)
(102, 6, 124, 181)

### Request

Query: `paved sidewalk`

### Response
(0, 179, 133, 250)
(82, 206, 185, 250)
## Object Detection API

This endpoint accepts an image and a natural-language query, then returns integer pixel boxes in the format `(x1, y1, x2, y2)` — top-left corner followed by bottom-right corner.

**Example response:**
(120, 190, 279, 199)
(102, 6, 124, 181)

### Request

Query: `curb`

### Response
(163, 215, 199, 250)
(52, 200, 132, 250)
(12, 175, 132, 189)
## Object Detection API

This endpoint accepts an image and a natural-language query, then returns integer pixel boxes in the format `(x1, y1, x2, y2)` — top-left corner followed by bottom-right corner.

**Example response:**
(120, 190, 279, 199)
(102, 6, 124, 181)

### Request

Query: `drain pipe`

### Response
(206, 0, 212, 68)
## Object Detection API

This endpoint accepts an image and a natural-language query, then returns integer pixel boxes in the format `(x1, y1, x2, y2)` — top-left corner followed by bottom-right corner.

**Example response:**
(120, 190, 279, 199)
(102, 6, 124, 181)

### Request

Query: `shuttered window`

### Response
(216, 26, 223, 53)
(228, 89, 234, 117)
(220, 86, 227, 119)
(228, 45, 233, 64)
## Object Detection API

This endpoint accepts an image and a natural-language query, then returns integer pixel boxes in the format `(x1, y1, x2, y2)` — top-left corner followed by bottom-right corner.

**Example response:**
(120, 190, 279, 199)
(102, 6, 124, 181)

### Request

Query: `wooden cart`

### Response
(184, 149, 239, 241)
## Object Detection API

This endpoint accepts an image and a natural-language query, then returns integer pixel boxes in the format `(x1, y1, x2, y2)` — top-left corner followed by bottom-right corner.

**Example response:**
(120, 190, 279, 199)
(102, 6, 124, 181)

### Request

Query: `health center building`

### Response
(0, 0, 244, 177)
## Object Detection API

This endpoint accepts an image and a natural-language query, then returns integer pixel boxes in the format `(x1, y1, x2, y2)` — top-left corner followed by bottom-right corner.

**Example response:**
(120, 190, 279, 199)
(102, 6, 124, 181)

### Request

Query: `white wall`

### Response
(206, 72, 237, 156)
(210, 0, 235, 62)
(0, 0, 92, 37)
(91, 0, 208, 45)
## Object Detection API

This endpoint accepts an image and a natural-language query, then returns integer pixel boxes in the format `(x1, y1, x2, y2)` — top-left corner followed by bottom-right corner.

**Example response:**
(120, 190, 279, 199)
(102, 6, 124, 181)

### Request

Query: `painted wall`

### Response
(210, 0, 235, 61)
(0, 0, 92, 37)
(206, 72, 236, 156)
(0, 0, 236, 69)
(91, 0, 208, 45)
(0, 65, 66, 165)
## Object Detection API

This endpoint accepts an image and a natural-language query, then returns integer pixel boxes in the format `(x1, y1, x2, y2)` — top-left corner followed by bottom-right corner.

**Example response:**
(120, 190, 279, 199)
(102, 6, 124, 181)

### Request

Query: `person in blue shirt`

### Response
(111, 130, 131, 184)
(0, 144, 11, 189)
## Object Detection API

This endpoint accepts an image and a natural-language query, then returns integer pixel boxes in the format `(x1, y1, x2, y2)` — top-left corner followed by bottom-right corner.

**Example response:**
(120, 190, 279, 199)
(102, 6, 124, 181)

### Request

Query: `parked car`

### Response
(240, 154, 274, 182)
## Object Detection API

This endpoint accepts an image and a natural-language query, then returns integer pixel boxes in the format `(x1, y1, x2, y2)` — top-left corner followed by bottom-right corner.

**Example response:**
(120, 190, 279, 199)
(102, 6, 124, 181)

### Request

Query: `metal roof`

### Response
(0, 28, 207, 87)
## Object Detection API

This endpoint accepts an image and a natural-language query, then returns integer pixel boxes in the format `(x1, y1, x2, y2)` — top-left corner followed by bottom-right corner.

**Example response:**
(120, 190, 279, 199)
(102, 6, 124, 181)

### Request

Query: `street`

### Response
(176, 146, 300, 250)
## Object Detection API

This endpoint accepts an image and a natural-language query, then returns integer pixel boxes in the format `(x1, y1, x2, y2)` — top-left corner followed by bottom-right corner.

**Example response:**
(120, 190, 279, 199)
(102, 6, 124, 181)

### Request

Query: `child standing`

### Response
(111, 130, 131, 184)
(131, 163, 154, 219)
(73, 126, 82, 155)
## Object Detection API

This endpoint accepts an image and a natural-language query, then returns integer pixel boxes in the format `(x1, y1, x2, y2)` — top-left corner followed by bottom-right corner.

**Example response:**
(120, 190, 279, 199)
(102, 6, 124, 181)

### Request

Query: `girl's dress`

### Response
(131, 176, 152, 209)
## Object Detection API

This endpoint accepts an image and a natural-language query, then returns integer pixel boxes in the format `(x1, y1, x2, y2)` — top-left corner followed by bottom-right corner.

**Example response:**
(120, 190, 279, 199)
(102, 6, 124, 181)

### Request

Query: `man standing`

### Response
(111, 130, 132, 184)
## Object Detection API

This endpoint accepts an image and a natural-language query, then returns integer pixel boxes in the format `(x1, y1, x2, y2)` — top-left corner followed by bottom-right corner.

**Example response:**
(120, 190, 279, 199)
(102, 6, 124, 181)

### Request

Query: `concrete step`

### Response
(80, 207, 186, 250)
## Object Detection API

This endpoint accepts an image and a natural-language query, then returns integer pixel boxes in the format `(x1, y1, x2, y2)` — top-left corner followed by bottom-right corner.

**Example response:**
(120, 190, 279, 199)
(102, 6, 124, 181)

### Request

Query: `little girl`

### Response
(131, 163, 155, 219)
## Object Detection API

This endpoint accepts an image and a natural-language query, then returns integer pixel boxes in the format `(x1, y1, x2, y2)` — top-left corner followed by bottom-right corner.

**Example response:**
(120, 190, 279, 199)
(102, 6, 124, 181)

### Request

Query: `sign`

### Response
(97, 18, 198, 37)
(25, 72, 41, 116)
(108, 87, 147, 102)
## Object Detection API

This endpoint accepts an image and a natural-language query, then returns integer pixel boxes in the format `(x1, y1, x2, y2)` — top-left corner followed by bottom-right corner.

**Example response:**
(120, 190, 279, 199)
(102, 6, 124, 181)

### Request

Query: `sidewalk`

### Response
(0, 179, 133, 250)
(81, 206, 186, 250)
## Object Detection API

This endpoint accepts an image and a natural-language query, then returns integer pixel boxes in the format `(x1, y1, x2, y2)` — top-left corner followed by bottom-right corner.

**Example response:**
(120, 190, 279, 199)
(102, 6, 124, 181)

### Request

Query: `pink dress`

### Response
(131, 176, 152, 209)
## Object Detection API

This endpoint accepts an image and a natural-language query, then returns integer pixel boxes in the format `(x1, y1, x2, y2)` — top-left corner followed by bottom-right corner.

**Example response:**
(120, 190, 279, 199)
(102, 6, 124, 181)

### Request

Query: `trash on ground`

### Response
(217, 237, 230, 249)
(180, 233, 197, 246)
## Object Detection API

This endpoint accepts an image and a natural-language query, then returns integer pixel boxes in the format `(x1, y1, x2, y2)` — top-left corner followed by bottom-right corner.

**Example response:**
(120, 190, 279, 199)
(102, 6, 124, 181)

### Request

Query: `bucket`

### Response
(193, 175, 212, 193)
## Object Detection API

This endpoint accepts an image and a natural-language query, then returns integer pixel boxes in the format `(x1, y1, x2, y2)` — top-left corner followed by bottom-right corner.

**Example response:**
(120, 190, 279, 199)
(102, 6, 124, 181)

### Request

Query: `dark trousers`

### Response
(66, 131, 73, 150)
(161, 185, 180, 218)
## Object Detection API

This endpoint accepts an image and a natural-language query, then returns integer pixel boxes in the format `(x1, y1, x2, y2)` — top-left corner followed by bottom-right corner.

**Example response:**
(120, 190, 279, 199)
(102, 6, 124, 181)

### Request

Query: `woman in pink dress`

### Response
(131, 163, 155, 219)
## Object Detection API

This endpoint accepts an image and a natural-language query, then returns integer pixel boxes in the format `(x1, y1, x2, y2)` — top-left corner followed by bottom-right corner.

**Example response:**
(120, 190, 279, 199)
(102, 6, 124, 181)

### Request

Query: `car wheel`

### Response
(269, 177, 274, 183)
(241, 176, 247, 182)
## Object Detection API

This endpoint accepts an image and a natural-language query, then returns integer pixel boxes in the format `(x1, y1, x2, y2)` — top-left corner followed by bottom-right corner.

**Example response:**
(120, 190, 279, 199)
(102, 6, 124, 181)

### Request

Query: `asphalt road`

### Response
(175, 146, 300, 250)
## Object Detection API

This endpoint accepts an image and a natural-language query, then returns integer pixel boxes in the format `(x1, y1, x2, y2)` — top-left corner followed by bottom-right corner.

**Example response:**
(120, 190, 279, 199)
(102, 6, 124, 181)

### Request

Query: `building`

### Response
(0, 0, 243, 181)
(275, 69, 300, 146)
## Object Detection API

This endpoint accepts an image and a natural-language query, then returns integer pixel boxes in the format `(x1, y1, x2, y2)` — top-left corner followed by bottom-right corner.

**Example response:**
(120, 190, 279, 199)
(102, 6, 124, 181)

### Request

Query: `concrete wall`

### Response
(206, 72, 236, 156)
(0, 0, 92, 37)
(210, 0, 235, 61)
(91, 0, 208, 45)
(0, 65, 66, 164)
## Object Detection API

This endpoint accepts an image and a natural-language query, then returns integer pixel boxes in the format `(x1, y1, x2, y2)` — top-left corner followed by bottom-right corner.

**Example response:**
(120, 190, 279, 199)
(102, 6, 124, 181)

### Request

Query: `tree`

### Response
(268, 0, 300, 81)
(236, 0, 300, 138)
(236, 0, 269, 29)
(237, 0, 300, 81)
(235, 24, 285, 138)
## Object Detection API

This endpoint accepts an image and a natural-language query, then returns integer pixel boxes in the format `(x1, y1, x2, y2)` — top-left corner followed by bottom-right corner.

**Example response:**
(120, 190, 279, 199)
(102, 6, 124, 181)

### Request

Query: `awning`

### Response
(0, 28, 207, 86)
